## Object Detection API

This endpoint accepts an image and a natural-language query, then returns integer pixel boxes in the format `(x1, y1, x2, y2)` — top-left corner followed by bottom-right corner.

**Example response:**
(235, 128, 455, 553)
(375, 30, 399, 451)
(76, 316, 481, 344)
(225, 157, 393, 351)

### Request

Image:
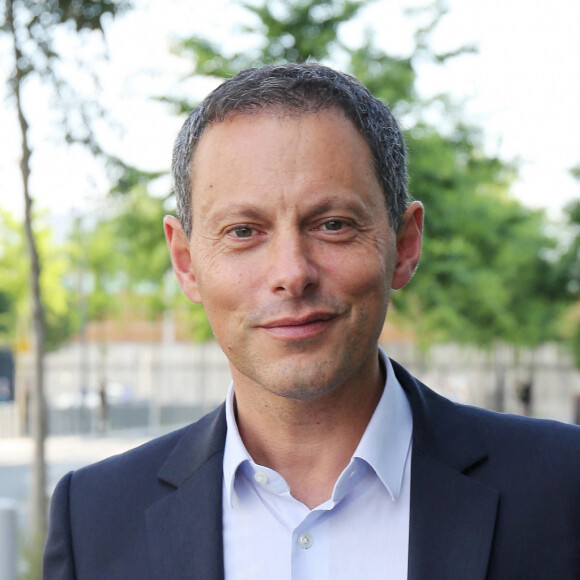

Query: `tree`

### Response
(157, 0, 566, 412)
(80, 187, 214, 341)
(81, 188, 171, 324)
(395, 125, 564, 349)
(0, 211, 27, 345)
(556, 165, 580, 367)
(168, 0, 366, 114)
(113, 0, 375, 342)
(0, 209, 79, 351)
(1, 0, 130, 539)
(167, 0, 562, 339)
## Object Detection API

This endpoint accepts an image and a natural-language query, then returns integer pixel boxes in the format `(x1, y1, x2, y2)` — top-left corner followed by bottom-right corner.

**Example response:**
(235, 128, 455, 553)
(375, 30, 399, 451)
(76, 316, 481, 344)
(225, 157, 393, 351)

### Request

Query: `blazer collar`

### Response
(391, 359, 499, 580)
(146, 405, 227, 580)
(144, 360, 500, 580)
(156, 404, 227, 487)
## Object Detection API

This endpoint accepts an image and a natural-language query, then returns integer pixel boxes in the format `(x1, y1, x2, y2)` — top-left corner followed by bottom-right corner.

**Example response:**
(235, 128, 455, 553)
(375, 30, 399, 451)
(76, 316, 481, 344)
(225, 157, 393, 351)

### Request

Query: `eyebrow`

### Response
(204, 192, 373, 226)
(205, 203, 267, 225)
(307, 195, 369, 216)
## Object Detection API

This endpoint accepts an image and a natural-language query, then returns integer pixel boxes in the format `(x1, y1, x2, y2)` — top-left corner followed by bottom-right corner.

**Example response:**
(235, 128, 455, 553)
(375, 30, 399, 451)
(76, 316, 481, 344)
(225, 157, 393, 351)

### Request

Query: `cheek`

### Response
(341, 261, 392, 332)
(351, 268, 391, 309)
(194, 244, 248, 296)
(322, 245, 392, 298)
(195, 257, 260, 326)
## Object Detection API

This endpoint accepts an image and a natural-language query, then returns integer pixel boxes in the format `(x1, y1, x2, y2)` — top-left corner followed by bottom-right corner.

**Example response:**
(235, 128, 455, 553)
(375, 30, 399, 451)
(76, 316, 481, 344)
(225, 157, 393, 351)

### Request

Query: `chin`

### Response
(264, 366, 347, 402)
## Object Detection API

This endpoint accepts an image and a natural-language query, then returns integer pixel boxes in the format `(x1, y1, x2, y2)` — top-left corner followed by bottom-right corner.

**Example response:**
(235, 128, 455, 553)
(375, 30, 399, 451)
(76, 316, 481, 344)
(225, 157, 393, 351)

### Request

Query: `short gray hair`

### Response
(172, 63, 409, 237)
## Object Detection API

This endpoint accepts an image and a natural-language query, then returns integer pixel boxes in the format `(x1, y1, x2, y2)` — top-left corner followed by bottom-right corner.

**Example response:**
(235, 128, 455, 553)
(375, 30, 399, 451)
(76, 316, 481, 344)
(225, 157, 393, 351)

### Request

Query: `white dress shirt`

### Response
(222, 348, 413, 580)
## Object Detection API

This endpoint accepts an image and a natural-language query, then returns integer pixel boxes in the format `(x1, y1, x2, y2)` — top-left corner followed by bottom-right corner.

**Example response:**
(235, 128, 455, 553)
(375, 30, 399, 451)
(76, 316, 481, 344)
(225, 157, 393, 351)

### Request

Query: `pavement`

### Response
(0, 425, 187, 538)
(1, 429, 158, 467)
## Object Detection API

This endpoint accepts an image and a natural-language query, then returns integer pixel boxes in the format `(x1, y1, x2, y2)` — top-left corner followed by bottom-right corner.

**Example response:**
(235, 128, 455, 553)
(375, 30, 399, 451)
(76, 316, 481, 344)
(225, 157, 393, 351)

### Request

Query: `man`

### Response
(44, 63, 580, 579)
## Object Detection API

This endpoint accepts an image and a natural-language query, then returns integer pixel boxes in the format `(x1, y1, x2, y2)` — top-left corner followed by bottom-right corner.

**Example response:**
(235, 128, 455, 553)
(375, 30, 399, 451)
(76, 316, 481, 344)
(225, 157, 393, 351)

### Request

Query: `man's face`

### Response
(166, 109, 422, 401)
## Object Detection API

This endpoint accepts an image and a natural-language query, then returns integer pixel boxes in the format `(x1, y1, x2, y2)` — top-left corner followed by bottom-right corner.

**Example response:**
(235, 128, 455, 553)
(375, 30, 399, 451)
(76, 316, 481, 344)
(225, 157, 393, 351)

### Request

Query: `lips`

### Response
(259, 312, 337, 340)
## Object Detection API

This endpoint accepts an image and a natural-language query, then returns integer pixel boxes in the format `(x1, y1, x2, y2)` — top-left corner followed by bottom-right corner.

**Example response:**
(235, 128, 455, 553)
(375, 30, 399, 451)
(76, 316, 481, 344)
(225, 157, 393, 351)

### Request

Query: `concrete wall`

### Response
(12, 340, 580, 434)
(387, 342, 580, 424)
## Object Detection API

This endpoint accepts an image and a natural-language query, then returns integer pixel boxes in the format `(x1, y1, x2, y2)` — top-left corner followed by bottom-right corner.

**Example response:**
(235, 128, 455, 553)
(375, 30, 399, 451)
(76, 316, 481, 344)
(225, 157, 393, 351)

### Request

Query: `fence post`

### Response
(0, 498, 18, 580)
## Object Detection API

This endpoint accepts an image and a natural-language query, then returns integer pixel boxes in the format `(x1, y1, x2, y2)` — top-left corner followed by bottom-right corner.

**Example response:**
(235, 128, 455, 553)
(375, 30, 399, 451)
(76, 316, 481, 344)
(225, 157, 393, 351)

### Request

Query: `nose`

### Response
(266, 229, 319, 297)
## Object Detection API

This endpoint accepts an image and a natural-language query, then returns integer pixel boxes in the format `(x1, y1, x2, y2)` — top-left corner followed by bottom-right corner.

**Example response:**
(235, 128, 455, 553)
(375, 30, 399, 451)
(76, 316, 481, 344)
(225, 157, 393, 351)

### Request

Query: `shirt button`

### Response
(298, 532, 313, 549)
(254, 472, 268, 484)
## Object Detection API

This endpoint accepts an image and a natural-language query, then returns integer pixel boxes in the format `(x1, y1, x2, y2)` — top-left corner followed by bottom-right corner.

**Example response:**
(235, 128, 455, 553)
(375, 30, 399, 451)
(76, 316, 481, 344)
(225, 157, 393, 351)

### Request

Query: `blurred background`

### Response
(1, 0, 579, 577)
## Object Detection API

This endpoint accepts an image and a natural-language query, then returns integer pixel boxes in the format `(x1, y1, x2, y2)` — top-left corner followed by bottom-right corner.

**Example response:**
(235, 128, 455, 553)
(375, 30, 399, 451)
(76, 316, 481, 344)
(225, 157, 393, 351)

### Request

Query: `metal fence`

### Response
(4, 340, 580, 441)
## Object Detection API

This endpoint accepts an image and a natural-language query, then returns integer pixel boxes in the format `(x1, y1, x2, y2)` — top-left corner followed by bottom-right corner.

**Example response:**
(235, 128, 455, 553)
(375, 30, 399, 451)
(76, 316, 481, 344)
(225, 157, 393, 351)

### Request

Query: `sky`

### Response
(1, 0, 579, 222)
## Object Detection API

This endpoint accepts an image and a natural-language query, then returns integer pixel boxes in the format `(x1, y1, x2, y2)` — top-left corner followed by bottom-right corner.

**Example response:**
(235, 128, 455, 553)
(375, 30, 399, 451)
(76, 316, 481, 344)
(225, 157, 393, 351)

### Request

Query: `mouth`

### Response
(259, 312, 338, 341)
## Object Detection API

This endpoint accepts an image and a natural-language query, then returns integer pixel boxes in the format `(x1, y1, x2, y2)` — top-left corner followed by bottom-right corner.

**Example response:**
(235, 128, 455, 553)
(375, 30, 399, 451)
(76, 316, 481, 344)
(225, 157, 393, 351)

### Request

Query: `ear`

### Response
(391, 201, 424, 290)
(164, 215, 202, 304)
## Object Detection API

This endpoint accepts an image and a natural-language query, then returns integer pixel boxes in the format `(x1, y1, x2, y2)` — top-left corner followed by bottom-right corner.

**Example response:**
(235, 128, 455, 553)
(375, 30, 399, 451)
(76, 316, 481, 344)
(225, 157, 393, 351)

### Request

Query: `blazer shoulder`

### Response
(392, 357, 580, 480)
(45, 405, 227, 579)
(67, 403, 226, 498)
(457, 402, 580, 474)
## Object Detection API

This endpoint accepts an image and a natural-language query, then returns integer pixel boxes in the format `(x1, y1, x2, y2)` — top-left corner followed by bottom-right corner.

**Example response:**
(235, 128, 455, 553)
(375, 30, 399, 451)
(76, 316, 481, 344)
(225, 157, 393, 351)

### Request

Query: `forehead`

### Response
(186, 109, 391, 233)
(190, 109, 378, 194)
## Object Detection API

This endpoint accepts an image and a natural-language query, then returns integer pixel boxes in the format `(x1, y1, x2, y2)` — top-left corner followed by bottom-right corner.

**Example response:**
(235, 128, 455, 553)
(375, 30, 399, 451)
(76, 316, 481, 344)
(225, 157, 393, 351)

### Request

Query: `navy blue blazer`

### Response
(43, 360, 580, 579)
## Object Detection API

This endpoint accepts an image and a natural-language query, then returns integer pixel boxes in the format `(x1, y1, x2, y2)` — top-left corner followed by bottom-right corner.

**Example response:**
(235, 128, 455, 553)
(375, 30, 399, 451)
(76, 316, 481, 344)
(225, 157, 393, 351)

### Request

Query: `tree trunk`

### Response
(7, 0, 48, 540)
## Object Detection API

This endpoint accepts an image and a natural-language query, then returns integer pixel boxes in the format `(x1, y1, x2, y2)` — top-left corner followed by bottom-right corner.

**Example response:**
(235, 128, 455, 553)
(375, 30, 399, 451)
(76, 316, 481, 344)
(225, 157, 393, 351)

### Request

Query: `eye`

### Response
(322, 219, 346, 231)
(231, 226, 255, 238)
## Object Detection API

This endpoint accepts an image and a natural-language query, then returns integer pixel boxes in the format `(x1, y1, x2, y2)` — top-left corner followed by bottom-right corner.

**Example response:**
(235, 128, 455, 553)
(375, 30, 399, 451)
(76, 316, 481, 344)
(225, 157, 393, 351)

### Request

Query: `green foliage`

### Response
(349, 38, 415, 115)
(76, 188, 169, 321)
(94, 0, 568, 351)
(244, 0, 364, 63)
(555, 180, 580, 296)
(173, 296, 215, 343)
(3, 0, 133, 543)
(2, 0, 133, 349)
(160, 0, 565, 350)
(18, 531, 44, 580)
(569, 324, 580, 369)
(108, 157, 165, 195)
(3, 0, 132, 157)
(104, 188, 171, 300)
(3, 0, 130, 80)
(47, 0, 128, 31)
(0, 290, 11, 335)
(0, 210, 78, 351)
(556, 166, 580, 365)
(75, 187, 213, 340)
(4, 0, 128, 33)
(392, 122, 567, 348)
(40, 231, 81, 350)
(169, 0, 366, 113)
(0, 211, 27, 344)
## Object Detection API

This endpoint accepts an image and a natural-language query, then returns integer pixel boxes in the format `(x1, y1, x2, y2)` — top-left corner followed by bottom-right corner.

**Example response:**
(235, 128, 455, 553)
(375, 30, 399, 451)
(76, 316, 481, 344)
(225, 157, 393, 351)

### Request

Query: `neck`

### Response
(232, 356, 384, 508)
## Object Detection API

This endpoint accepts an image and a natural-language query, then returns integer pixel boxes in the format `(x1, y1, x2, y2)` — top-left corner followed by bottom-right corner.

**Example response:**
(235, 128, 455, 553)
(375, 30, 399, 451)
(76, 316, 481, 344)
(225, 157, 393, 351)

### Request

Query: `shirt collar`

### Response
(348, 349, 413, 501)
(223, 382, 251, 506)
(223, 346, 413, 506)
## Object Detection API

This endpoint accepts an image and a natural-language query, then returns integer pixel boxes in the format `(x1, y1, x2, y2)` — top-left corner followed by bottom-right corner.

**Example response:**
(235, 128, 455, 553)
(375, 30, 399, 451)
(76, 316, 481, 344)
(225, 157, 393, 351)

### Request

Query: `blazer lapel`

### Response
(144, 361, 500, 579)
(408, 448, 499, 580)
(146, 405, 227, 580)
(392, 360, 499, 580)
